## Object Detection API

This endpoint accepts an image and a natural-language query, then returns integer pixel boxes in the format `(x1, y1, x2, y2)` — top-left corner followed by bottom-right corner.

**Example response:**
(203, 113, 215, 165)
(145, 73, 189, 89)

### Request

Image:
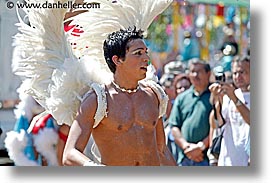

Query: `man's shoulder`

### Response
(176, 87, 193, 99)
(140, 80, 169, 118)
(80, 84, 108, 128)
(140, 81, 166, 98)
(81, 83, 106, 109)
(80, 90, 98, 111)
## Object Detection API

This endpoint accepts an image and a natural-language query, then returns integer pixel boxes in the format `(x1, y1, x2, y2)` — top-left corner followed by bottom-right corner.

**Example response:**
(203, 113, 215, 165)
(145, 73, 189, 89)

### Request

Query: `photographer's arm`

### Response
(221, 84, 250, 125)
(229, 93, 250, 125)
(209, 83, 250, 125)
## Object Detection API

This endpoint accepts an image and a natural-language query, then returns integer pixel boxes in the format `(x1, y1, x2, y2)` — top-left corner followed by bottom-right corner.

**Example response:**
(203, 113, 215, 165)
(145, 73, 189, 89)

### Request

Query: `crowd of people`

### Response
(160, 52, 250, 166)
(4, 0, 250, 166)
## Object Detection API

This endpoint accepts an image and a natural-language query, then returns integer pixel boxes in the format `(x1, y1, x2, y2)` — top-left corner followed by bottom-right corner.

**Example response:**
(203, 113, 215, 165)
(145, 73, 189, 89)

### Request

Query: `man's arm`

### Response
(221, 83, 250, 125)
(156, 118, 177, 166)
(171, 126, 190, 152)
(62, 92, 100, 166)
(171, 126, 205, 162)
(229, 93, 250, 125)
(209, 83, 250, 125)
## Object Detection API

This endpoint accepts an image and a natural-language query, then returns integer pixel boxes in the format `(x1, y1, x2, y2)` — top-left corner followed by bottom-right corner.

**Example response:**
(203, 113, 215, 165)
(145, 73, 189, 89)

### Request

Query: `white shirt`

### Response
(218, 88, 250, 166)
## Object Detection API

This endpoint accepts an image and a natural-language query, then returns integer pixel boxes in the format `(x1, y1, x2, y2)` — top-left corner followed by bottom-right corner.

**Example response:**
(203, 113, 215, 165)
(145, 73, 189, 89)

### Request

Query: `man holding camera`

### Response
(209, 55, 250, 166)
(168, 58, 212, 166)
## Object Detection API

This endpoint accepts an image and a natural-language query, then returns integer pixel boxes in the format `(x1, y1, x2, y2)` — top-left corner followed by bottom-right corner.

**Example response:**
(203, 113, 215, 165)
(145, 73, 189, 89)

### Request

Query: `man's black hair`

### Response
(103, 26, 144, 73)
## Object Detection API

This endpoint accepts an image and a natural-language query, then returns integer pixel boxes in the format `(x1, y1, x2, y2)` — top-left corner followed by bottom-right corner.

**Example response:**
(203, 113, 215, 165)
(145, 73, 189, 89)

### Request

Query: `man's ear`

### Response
(112, 55, 122, 66)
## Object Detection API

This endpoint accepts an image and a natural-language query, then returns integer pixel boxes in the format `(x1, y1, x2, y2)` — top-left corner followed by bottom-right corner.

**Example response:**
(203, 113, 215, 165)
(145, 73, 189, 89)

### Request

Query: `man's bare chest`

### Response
(101, 92, 159, 130)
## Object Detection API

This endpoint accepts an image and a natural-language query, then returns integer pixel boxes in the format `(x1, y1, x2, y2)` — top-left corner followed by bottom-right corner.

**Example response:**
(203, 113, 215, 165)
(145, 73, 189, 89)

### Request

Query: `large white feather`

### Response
(12, 0, 90, 126)
(12, 0, 73, 107)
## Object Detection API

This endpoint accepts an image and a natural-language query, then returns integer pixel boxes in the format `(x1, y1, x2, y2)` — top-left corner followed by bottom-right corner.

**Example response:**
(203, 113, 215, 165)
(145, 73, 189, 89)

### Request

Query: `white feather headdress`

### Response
(12, 0, 173, 126)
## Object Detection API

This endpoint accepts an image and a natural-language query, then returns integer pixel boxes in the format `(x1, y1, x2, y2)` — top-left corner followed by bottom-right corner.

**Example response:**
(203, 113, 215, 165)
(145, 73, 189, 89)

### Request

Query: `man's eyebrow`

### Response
(131, 47, 148, 52)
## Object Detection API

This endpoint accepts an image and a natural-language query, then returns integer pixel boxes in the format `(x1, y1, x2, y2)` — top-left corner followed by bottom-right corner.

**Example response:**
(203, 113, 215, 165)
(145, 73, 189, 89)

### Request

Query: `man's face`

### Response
(120, 39, 150, 80)
(189, 63, 210, 91)
(176, 79, 191, 95)
(232, 61, 250, 91)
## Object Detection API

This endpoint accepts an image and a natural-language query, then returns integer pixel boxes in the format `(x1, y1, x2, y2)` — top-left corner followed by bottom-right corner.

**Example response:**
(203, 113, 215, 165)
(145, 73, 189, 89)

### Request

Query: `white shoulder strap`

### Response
(82, 83, 108, 128)
(91, 83, 108, 128)
(139, 80, 168, 118)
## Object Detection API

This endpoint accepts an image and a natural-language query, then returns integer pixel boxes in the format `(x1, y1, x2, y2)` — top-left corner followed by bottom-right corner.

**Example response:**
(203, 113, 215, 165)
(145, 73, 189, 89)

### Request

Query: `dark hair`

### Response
(188, 58, 211, 72)
(172, 73, 191, 90)
(103, 26, 144, 73)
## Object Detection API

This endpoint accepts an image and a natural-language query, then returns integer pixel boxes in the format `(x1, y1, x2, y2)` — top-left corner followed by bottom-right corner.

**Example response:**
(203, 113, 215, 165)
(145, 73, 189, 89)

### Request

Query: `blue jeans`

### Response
(179, 157, 209, 166)
(167, 132, 179, 162)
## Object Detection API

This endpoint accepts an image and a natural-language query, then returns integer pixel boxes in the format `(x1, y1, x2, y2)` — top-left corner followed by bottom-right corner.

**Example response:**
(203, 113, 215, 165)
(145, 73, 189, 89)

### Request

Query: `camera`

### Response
(215, 72, 225, 82)
(213, 66, 225, 83)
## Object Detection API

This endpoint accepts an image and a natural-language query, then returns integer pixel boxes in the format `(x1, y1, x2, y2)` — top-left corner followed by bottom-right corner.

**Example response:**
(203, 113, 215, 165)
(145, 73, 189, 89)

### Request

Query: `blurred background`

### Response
(145, 0, 250, 78)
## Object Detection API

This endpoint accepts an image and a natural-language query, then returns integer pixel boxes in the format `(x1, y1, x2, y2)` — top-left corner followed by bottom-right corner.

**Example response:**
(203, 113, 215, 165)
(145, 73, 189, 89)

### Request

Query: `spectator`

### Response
(168, 58, 212, 166)
(207, 91, 225, 166)
(160, 73, 177, 123)
(172, 73, 191, 96)
(160, 61, 187, 121)
(166, 73, 191, 162)
(209, 54, 250, 166)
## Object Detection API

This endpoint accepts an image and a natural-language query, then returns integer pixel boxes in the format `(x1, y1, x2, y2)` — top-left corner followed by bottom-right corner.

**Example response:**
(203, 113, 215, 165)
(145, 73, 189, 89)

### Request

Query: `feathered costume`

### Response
(4, 84, 59, 166)
(11, 0, 172, 163)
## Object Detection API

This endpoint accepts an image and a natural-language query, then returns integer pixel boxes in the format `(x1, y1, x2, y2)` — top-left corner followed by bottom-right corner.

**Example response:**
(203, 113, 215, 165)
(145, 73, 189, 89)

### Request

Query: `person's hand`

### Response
(209, 83, 223, 97)
(209, 83, 224, 105)
(184, 143, 204, 162)
(220, 82, 236, 100)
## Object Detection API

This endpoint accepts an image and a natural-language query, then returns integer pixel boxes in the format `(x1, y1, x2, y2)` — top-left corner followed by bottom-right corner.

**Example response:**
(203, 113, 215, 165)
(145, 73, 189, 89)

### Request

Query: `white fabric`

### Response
(218, 89, 250, 166)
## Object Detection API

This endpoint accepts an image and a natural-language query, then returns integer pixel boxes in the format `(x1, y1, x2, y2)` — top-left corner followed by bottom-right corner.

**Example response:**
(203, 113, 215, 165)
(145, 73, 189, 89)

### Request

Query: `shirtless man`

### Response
(62, 27, 177, 166)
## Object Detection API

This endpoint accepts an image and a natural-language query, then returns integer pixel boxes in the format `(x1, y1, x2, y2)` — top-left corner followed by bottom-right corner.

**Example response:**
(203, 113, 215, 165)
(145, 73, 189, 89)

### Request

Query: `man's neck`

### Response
(194, 85, 208, 96)
(113, 74, 139, 91)
(240, 85, 250, 92)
